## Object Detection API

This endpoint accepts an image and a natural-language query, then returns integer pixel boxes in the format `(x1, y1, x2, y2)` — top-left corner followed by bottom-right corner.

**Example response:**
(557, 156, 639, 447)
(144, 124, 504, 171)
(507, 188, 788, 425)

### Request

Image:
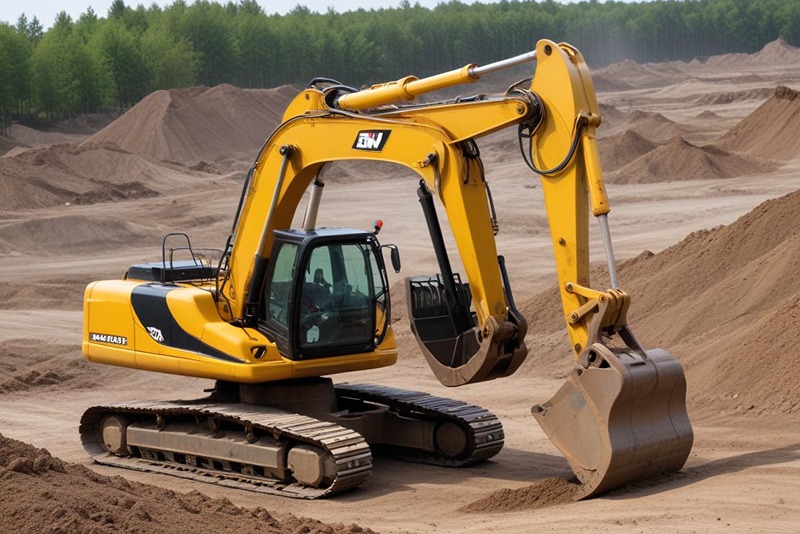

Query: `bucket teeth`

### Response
(532, 344, 693, 499)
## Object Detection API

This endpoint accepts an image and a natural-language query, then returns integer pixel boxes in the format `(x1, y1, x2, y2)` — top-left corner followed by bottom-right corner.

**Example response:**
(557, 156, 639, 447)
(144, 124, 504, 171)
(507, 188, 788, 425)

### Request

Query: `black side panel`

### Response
(131, 285, 244, 363)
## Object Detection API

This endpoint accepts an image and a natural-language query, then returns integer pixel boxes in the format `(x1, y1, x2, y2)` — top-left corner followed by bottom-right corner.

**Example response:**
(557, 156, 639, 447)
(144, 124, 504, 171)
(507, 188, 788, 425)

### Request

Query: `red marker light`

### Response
(373, 219, 384, 234)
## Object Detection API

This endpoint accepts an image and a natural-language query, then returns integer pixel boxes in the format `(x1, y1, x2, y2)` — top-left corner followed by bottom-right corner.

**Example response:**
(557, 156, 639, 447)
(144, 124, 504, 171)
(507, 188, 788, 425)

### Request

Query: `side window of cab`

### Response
(264, 242, 299, 329)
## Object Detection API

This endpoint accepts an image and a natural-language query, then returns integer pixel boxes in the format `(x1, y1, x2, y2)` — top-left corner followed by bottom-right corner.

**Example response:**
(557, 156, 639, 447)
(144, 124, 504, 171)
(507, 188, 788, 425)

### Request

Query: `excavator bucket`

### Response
(532, 343, 693, 499)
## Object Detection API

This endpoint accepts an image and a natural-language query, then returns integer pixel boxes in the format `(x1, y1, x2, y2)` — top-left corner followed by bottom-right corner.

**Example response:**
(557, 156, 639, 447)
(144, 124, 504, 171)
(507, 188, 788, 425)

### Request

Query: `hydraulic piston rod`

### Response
(336, 50, 538, 111)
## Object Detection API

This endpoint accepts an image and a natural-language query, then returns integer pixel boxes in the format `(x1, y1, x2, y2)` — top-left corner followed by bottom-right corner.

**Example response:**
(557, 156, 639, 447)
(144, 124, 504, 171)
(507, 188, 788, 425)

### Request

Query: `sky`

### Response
(1, 0, 597, 29)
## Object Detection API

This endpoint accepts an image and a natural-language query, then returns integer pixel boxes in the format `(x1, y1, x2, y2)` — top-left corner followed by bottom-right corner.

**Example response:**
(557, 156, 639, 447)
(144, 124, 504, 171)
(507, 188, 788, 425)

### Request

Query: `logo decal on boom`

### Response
(353, 130, 391, 151)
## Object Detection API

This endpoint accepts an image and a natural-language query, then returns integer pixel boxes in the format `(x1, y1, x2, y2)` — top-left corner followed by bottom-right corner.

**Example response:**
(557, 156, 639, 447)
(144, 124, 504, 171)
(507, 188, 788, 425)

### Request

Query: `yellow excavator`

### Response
(80, 40, 693, 500)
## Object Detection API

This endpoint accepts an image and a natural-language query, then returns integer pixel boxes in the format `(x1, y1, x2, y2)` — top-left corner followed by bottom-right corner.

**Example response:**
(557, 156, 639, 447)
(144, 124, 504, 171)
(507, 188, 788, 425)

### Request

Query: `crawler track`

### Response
(336, 383, 504, 465)
(80, 383, 504, 498)
(80, 401, 372, 499)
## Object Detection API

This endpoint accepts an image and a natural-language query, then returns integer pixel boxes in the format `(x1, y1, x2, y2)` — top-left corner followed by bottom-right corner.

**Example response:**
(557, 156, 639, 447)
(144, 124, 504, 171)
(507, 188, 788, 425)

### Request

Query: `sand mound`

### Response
(593, 59, 683, 88)
(0, 278, 90, 310)
(702, 51, 755, 68)
(645, 61, 690, 77)
(623, 110, 689, 143)
(598, 129, 659, 171)
(598, 102, 627, 124)
(459, 477, 579, 513)
(598, 107, 689, 143)
(0, 154, 101, 209)
(86, 84, 298, 165)
(0, 340, 88, 394)
(0, 215, 155, 255)
(755, 38, 800, 64)
(518, 189, 800, 415)
(4, 124, 86, 146)
(592, 72, 635, 93)
(0, 135, 24, 156)
(616, 189, 800, 415)
(607, 137, 773, 183)
(0, 433, 374, 534)
(695, 87, 774, 106)
(696, 39, 800, 68)
(320, 159, 409, 183)
(0, 142, 223, 210)
(695, 110, 723, 120)
(49, 111, 121, 135)
(719, 86, 800, 160)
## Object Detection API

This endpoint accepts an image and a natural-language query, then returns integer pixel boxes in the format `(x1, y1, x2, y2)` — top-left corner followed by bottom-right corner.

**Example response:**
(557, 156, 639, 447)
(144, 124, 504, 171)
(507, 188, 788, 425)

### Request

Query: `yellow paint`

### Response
(83, 39, 630, 382)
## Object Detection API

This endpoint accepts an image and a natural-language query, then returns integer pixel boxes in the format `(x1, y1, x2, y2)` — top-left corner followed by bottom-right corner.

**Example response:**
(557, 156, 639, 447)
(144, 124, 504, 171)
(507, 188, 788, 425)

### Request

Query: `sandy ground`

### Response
(1, 41, 800, 532)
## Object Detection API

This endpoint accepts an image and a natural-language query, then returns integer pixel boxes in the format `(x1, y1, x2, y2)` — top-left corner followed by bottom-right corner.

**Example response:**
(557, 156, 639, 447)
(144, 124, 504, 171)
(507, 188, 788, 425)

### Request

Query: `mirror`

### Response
(381, 244, 401, 273)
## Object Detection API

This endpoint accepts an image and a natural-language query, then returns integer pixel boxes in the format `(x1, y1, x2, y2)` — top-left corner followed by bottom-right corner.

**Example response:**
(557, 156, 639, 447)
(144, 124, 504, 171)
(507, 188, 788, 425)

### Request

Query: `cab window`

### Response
(299, 242, 374, 351)
(264, 242, 299, 329)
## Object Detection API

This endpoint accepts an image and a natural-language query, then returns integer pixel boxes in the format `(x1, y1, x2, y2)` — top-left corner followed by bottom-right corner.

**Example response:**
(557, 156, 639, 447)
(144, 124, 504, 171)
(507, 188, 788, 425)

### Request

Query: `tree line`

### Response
(1, 0, 800, 126)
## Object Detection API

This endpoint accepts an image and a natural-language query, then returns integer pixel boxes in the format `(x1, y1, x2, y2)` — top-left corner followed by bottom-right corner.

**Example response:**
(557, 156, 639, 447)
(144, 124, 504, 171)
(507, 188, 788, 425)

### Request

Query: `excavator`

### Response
(80, 39, 693, 500)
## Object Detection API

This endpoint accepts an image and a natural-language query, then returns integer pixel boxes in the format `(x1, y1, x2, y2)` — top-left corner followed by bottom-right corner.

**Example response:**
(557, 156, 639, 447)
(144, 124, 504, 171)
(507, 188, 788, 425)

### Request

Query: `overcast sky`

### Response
(1, 0, 599, 29)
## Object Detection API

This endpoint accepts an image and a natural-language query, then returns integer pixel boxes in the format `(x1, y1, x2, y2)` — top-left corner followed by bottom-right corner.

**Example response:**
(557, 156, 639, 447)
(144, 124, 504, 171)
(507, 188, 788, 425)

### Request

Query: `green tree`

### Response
(0, 22, 33, 118)
(90, 20, 148, 108)
(6, 0, 800, 122)
(141, 20, 200, 90)
(177, 1, 239, 85)
(30, 12, 104, 118)
(234, 5, 275, 87)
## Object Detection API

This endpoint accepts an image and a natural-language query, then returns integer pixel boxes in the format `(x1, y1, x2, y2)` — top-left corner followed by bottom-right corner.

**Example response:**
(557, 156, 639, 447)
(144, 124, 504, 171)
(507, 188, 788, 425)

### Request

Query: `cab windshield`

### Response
(297, 241, 388, 352)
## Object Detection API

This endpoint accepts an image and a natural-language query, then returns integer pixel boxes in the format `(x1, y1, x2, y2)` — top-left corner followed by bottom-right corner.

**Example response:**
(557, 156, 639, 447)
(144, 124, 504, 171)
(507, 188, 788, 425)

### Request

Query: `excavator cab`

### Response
(259, 229, 392, 361)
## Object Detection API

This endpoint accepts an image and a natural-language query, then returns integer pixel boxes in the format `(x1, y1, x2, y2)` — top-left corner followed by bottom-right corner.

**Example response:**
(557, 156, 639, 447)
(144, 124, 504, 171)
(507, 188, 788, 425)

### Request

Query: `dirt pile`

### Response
(695, 87, 773, 106)
(0, 433, 375, 534)
(459, 477, 579, 513)
(598, 102, 627, 124)
(49, 111, 121, 135)
(755, 38, 800, 64)
(0, 135, 24, 156)
(617, 189, 800, 415)
(521, 188, 800, 416)
(598, 129, 659, 171)
(720, 85, 800, 160)
(695, 110, 723, 120)
(623, 110, 690, 143)
(0, 340, 89, 394)
(698, 38, 800, 68)
(85, 84, 298, 165)
(1, 113, 121, 156)
(599, 108, 690, 143)
(0, 214, 156, 255)
(592, 72, 635, 93)
(0, 142, 222, 210)
(593, 59, 680, 88)
(608, 137, 773, 183)
(0, 278, 91, 310)
(4, 124, 86, 147)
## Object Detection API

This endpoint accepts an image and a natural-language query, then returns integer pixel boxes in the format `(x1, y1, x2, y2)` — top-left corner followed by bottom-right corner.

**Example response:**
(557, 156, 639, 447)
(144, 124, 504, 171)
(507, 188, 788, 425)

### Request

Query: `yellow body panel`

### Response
(83, 279, 397, 383)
